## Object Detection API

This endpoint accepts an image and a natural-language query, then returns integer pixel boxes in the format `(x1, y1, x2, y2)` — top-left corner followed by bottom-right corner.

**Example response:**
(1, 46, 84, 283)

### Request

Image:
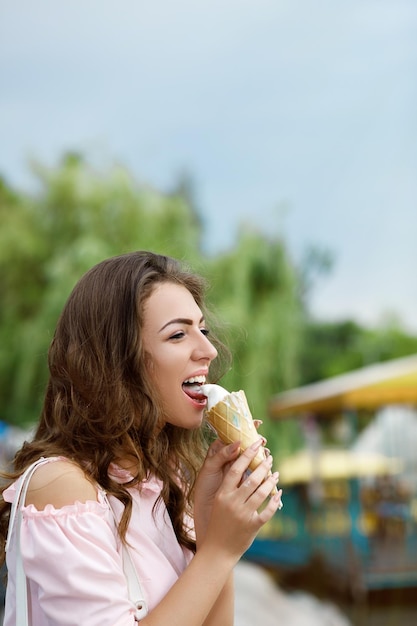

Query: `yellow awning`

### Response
(279, 449, 402, 485)
(270, 354, 417, 418)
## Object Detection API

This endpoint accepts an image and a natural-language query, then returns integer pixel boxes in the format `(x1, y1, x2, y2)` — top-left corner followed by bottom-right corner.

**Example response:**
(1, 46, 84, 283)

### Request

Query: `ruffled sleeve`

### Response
(7, 490, 141, 626)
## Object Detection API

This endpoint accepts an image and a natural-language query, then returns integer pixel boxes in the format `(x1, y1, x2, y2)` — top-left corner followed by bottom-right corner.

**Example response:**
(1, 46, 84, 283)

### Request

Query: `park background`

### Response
(1, 2, 417, 625)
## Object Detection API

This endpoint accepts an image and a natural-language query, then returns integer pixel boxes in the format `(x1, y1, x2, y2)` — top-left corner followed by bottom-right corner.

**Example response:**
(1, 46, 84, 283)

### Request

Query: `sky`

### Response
(1, 0, 417, 331)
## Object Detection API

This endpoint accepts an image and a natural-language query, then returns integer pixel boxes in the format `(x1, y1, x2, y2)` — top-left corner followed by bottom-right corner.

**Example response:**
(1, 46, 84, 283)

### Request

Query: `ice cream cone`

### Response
(205, 390, 266, 471)
(202, 385, 279, 497)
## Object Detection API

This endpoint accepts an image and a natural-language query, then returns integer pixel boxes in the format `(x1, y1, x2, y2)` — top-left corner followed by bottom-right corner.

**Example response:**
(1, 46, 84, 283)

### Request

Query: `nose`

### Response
(194, 331, 218, 363)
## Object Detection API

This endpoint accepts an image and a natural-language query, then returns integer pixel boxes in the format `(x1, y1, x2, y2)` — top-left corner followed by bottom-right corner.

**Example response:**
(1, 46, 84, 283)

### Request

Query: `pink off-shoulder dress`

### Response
(3, 457, 194, 625)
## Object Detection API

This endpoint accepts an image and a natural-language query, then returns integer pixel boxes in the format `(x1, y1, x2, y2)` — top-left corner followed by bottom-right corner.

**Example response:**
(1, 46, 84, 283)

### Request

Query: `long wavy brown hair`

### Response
(0, 251, 230, 563)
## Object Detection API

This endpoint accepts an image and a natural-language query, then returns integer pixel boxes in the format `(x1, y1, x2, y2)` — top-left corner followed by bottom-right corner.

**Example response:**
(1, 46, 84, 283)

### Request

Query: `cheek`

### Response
(144, 350, 172, 391)
(142, 352, 163, 398)
(146, 350, 165, 377)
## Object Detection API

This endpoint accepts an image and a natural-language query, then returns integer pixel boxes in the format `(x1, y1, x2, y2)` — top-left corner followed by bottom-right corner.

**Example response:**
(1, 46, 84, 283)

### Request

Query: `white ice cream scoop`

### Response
(200, 384, 229, 409)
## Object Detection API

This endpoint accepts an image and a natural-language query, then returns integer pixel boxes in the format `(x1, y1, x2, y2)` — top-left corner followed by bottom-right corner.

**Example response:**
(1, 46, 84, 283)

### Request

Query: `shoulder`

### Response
(25, 459, 98, 511)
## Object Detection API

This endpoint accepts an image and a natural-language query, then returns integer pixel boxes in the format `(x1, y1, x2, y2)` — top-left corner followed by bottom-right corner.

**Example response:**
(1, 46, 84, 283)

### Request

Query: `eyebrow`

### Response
(158, 316, 205, 333)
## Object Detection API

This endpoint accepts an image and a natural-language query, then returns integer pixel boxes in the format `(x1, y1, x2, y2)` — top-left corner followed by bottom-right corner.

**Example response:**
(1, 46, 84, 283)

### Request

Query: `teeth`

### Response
(183, 375, 206, 384)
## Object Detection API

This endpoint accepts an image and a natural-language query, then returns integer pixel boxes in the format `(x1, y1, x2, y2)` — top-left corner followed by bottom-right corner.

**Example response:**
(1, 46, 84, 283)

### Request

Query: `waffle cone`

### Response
(205, 390, 266, 472)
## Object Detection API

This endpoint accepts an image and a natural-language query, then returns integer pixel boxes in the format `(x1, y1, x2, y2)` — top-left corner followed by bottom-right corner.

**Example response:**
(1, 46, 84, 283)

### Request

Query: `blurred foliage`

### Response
(207, 229, 303, 454)
(299, 318, 417, 384)
(1, 154, 417, 462)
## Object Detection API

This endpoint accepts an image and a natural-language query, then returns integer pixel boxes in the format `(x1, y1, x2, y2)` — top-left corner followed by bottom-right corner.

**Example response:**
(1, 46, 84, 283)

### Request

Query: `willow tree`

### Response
(206, 229, 304, 455)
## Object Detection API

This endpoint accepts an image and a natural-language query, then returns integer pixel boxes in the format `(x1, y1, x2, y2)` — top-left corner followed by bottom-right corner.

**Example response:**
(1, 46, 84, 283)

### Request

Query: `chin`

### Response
(184, 416, 204, 430)
(166, 412, 204, 430)
(188, 410, 206, 430)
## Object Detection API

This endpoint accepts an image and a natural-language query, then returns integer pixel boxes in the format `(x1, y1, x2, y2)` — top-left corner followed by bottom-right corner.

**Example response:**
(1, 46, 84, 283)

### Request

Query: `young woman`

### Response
(0, 251, 282, 625)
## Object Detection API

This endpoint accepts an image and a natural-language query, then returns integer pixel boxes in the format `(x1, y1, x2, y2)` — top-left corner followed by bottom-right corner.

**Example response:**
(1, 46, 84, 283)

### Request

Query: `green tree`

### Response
(207, 227, 304, 455)
(298, 318, 417, 385)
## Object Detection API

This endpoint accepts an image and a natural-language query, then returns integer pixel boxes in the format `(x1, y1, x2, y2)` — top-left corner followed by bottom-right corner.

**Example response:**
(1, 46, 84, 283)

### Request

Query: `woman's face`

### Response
(142, 282, 218, 429)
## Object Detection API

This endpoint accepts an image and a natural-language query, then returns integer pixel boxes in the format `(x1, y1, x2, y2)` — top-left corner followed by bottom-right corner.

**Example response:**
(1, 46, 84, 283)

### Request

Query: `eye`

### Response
(200, 328, 210, 337)
(169, 331, 185, 340)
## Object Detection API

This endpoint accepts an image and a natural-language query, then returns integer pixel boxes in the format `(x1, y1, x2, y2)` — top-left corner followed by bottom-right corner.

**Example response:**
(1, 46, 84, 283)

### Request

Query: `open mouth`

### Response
(182, 376, 207, 404)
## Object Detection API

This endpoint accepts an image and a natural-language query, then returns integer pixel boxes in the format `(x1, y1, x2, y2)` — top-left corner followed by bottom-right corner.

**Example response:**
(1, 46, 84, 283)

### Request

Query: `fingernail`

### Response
(266, 455, 273, 466)
(271, 471, 279, 481)
(250, 438, 263, 451)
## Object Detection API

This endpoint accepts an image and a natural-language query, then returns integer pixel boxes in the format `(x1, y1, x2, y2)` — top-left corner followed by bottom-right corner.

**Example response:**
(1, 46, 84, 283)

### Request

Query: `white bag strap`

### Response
(5, 457, 148, 623)
(105, 494, 148, 618)
(5, 457, 50, 626)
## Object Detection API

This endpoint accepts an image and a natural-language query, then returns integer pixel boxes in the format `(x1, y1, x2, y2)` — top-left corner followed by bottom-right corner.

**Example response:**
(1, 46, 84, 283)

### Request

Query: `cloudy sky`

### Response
(1, 0, 416, 331)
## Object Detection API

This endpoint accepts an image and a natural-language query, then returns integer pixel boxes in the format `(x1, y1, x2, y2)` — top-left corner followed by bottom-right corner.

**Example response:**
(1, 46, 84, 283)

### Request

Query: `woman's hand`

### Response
(194, 437, 281, 554)
(193, 421, 269, 543)
(197, 439, 281, 562)
(193, 439, 241, 543)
